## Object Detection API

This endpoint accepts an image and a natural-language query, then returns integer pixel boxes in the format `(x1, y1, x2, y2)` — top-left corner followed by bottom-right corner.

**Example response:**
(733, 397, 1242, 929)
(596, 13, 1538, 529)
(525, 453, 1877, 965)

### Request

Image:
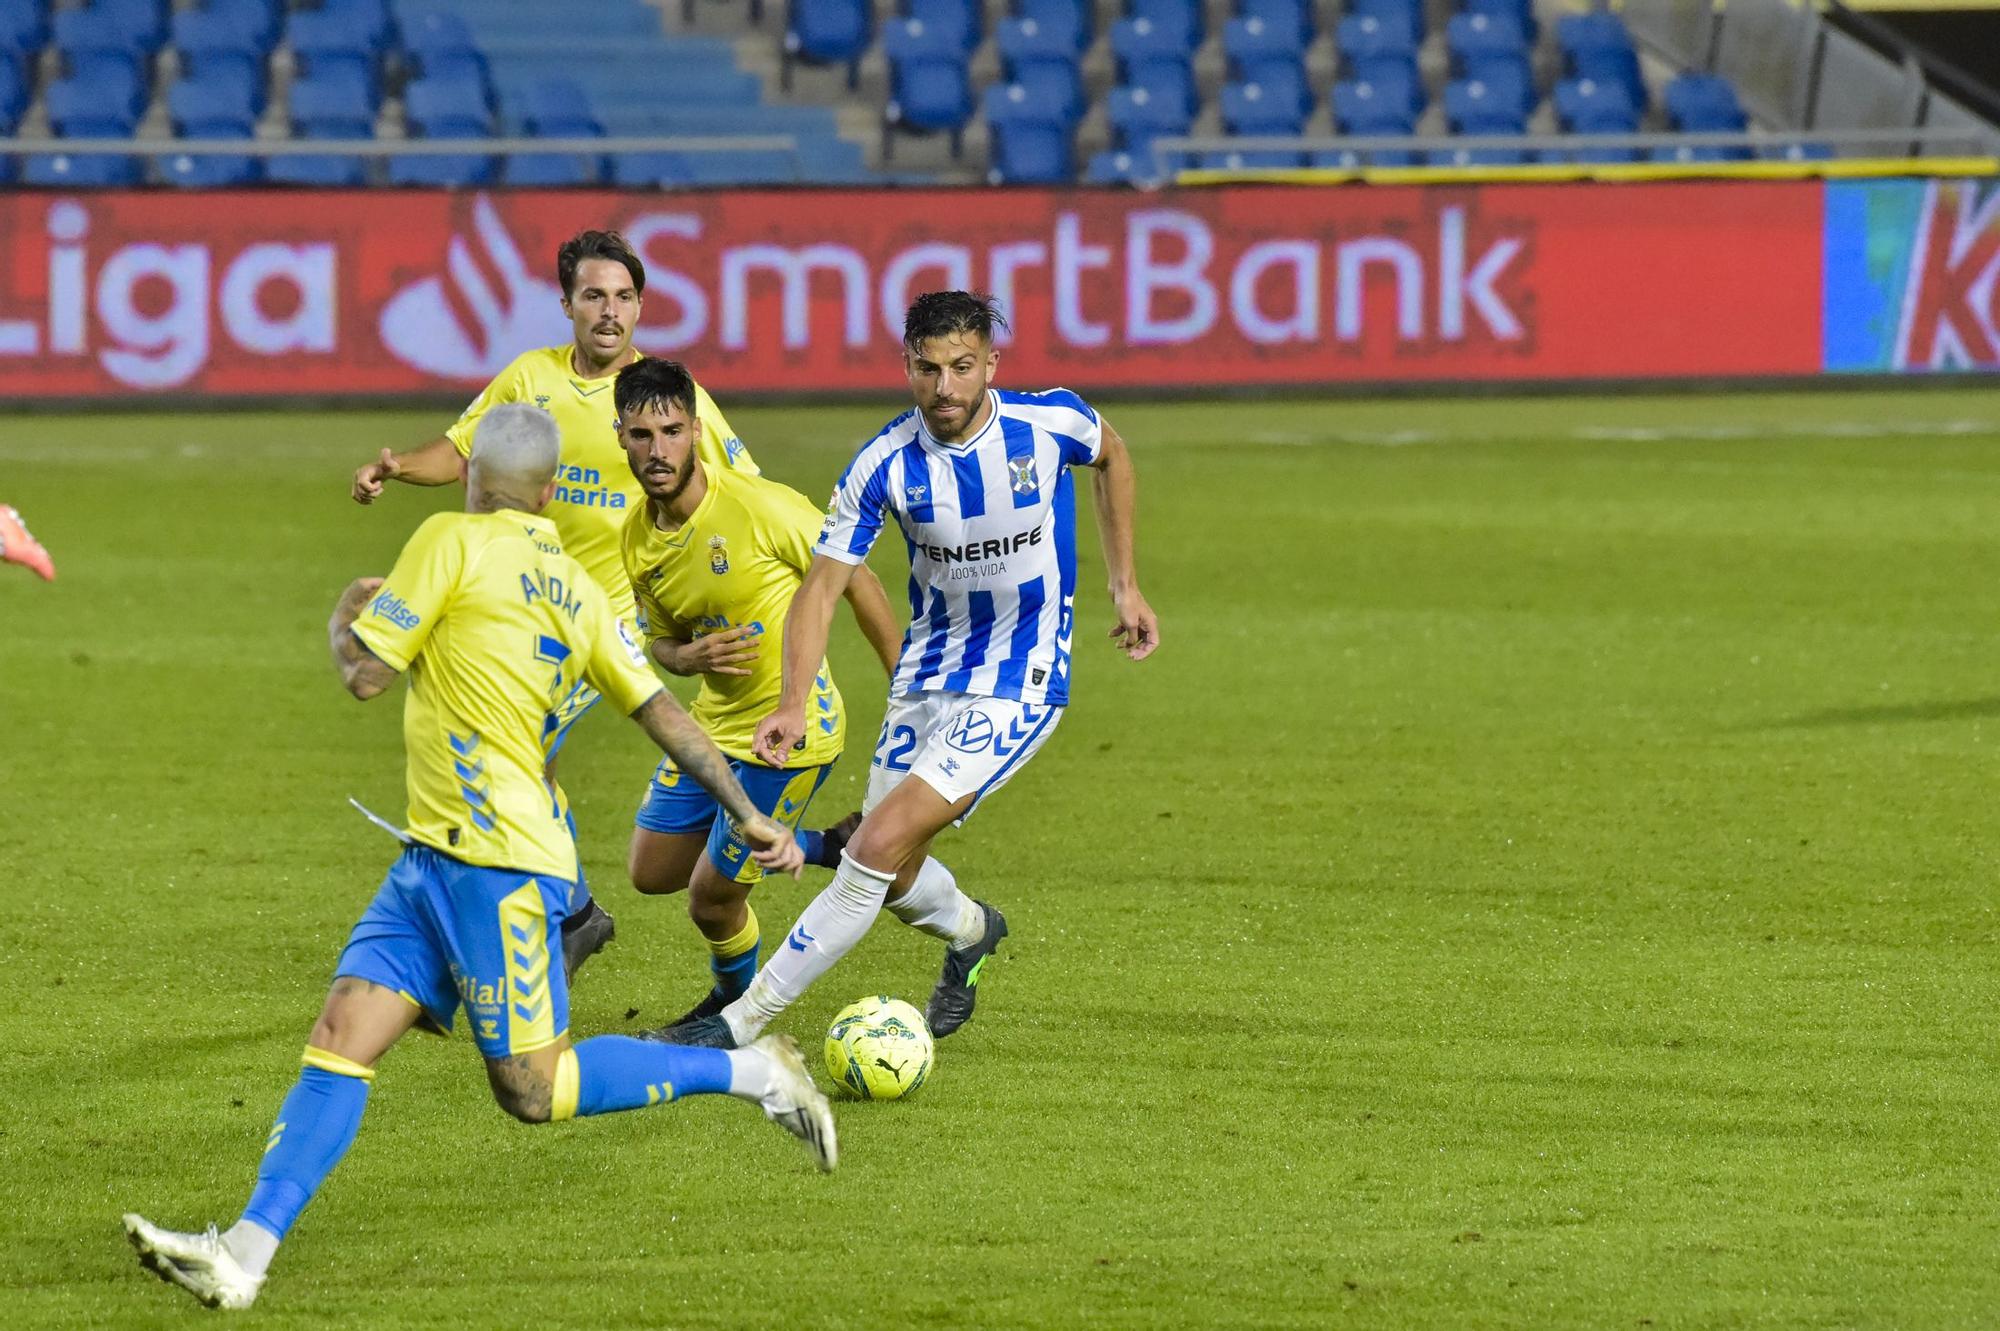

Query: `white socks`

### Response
(724, 853, 894, 1044)
(885, 857, 984, 950)
(723, 1047, 775, 1102)
(222, 1220, 279, 1278)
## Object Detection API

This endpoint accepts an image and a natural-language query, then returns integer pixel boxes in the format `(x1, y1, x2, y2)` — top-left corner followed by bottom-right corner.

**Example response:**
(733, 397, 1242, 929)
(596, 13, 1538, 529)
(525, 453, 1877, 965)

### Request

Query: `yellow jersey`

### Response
(446, 347, 757, 626)
(351, 509, 664, 881)
(622, 464, 845, 768)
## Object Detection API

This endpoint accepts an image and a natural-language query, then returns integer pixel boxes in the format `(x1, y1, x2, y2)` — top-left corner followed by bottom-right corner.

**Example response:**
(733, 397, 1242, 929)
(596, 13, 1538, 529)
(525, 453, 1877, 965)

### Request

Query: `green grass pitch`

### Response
(3, 387, 1999, 1328)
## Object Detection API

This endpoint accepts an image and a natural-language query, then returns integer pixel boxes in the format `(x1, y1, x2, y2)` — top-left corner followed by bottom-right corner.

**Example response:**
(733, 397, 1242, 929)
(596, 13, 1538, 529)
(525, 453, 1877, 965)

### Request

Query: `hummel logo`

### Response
(786, 925, 816, 953)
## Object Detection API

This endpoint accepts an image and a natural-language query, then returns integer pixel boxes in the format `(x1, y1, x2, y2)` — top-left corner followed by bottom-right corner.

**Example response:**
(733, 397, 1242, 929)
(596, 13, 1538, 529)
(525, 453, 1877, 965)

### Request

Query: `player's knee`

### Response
(492, 1088, 551, 1125)
(686, 887, 741, 934)
(627, 843, 683, 895)
(485, 1061, 554, 1124)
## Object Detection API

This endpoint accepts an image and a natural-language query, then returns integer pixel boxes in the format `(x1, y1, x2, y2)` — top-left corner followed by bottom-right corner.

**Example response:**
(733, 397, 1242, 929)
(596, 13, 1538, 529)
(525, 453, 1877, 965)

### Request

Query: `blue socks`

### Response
(560, 1037, 733, 1117)
(796, 829, 826, 865)
(239, 1055, 371, 1242)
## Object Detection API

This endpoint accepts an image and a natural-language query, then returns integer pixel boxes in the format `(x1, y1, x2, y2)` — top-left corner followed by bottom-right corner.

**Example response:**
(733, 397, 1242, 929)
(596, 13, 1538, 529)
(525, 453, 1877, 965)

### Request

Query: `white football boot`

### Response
(751, 1034, 838, 1172)
(123, 1213, 264, 1310)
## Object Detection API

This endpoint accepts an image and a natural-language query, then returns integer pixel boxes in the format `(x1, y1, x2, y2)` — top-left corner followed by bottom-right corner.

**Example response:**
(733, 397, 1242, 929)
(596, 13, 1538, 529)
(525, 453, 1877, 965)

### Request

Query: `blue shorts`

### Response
(335, 844, 573, 1058)
(634, 755, 832, 885)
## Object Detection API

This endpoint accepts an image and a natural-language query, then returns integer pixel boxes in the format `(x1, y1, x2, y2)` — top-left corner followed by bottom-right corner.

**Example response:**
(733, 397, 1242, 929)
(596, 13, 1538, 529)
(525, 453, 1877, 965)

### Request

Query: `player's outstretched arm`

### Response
(630, 691, 802, 877)
(352, 436, 462, 504)
(752, 555, 857, 765)
(1090, 420, 1160, 662)
(841, 564, 904, 677)
(328, 578, 402, 699)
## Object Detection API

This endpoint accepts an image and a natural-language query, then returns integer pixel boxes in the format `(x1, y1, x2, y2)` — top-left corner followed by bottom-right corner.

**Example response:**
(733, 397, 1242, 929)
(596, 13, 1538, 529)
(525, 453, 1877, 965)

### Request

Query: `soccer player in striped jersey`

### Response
(124, 406, 832, 1313)
(652, 291, 1159, 1050)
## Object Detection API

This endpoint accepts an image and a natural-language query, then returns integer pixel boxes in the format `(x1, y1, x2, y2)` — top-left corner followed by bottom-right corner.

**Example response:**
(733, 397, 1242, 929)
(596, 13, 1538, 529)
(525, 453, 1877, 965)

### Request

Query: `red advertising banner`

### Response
(0, 183, 1821, 399)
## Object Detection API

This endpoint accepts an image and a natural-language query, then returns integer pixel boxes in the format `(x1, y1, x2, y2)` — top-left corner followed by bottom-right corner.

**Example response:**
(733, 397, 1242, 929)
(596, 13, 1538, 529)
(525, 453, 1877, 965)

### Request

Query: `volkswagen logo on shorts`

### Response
(946, 711, 995, 752)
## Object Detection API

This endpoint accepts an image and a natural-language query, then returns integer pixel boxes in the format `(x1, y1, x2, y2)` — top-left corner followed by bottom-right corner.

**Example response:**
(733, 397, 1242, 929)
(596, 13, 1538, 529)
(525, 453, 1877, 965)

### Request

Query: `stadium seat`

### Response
(611, 148, 799, 187)
(521, 79, 599, 136)
(162, 123, 261, 187)
(0, 0, 46, 60)
(998, 19, 1083, 126)
(883, 17, 972, 151)
(1127, 0, 1201, 47)
(289, 66, 373, 133)
(983, 81, 1072, 184)
(1127, 56, 1196, 119)
(784, 0, 871, 90)
(1332, 75, 1419, 135)
(0, 50, 26, 132)
(1221, 78, 1307, 137)
(1110, 15, 1196, 87)
(56, 0, 165, 57)
(167, 71, 257, 131)
(1446, 12, 1528, 77)
(46, 74, 140, 136)
(402, 12, 480, 77)
(1461, 0, 1536, 42)
(1238, 0, 1313, 44)
(1557, 13, 1641, 106)
(1554, 77, 1637, 135)
(1456, 54, 1532, 120)
(1223, 16, 1306, 90)
(1084, 148, 1160, 186)
(23, 148, 143, 187)
(284, 4, 380, 88)
(404, 72, 491, 133)
(1665, 73, 1747, 132)
(1342, 0, 1421, 48)
(505, 149, 601, 186)
(386, 122, 497, 188)
(170, 4, 272, 81)
(1106, 84, 1190, 154)
(1337, 15, 1416, 78)
(1444, 76, 1527, 134)
(903, 0, 981, 55)
(1016, 0, 1090, 53)
(203, 0, 280, 49)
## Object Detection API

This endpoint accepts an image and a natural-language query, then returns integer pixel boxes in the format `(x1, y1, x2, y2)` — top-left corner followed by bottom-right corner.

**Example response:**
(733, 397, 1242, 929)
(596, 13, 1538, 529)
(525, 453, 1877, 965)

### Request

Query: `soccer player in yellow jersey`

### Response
(348, 230, 763, 977)
(612, 360, 903, 1027)
(123, 406, 835, 1313)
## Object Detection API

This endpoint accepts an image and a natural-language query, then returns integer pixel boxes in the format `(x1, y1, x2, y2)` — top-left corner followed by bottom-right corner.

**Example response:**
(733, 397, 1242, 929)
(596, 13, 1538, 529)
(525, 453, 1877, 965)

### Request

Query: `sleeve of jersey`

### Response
(767, 485, 826, 577)
(444, 359, 527, 458)
(632, 575, 686, 647)
(348, 515, 463, 672)
(1039, 389, 1103, 467)
(696, 383, 759, 477)
(580, 588, 665, 715)
(812, 450, 893, 567)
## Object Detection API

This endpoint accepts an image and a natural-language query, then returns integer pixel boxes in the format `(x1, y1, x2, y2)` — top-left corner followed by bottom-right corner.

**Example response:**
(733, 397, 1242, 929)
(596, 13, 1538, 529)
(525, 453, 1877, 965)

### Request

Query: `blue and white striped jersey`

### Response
(816, 387, 1103, 707)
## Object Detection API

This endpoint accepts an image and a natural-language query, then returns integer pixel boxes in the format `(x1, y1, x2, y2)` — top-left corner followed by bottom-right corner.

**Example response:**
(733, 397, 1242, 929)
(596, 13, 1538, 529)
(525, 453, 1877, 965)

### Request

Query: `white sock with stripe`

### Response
(884, 857, 984, 950)
(723, 853, 893, 1045)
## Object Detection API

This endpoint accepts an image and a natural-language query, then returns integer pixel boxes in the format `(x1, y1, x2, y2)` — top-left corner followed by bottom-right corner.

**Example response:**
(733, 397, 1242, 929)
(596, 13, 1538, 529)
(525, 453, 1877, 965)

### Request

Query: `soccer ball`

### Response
(824, 996, 933, 1100)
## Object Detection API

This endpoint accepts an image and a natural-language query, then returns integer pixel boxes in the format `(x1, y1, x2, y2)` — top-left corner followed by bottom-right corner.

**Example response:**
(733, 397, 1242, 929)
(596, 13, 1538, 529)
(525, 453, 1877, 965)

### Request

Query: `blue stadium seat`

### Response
(1665, 73, 1746, 132)
(1344, 0, 1421, 46)
(171, 4, 271, 76)
(285, 4, 380, 88)
(387, 123, 497, 188)
(785, 0, 871, 88)
(1337, 14, 1416, 77)
(1221, 78, 1307, 136)
(904, 0, 981, 55)
(60, 50, 146, 120)
(1558, 13, 1640, 101)
(522, 79, 598, 136)
(319, 0, 389, 44)
(289, 66, 373, 133)
(998, 19, 1082, 126)
(1462, 0, 1536, 42)
(167, 71, 257, 130)
(1017, 0, 1090, 53)
(1446, 12, 1528, 76)
(1128, 0, 1201, 46)
(52, 8, 147, 78)
(404, 72, 490, 133)
(403, 11, 482, 81)
(205, 0, 279, 49)
(504, 150, 601, 186)
(1223, 15, 1305, 88)
(265, 126, 367, 185)
(63, 0, 166, 55)
(1111, 14, 1196, 84)
(1085, 148, 1160, 186)
(0, 0, 47, 60)
(0, 50, 26, 131)
(1238, 0, 1312, 43)
(1457, 53, 1532, 118)
(1554, 77, 1637, 134)
(1332, 75, 1419, 135)
(1444, 75, 1527, 134)
(23, 148, 143, 187)
(1106, 84, 1190, 154)
(884, 17, 972, 148)
(983, 81, 1072, 184)
(162, 123, 261, 187)
(1128, 57, 1195, 118)
(46, 74, 140, 135)
(610, 149, 799, 188)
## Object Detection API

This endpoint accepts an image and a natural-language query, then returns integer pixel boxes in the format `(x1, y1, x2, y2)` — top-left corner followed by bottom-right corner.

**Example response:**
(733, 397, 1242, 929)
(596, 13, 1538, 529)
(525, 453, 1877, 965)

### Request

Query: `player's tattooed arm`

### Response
(1089, 419, 1161, 662)
(842, 564, 904, 677)
(629, 692, 804, 876)
(328, 577, 402, 700)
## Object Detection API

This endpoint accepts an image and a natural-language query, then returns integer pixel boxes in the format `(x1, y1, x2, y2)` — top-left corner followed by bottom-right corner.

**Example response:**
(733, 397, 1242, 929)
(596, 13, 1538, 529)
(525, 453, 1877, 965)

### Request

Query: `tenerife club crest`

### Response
(1007, 456, 1039, 496)
(708, 534, 730, 575)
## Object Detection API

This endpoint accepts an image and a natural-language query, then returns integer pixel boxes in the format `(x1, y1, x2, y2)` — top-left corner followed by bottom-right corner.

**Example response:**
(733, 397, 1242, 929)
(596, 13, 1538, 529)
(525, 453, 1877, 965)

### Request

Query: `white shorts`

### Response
(865, 691, 1064, 822)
